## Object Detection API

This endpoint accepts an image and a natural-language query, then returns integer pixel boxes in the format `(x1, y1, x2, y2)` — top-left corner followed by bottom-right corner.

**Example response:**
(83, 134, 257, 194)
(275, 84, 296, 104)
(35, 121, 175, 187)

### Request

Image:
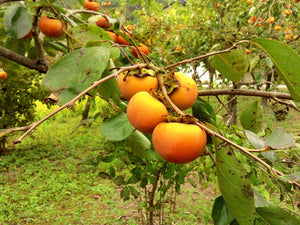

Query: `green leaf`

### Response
(265, 57, 273, 68)
(244, 130, 266, 149)
(97, 70, 120, 102)
(214, 136, 256, 225)
(211, 48, 249, 83)
(265, 129, 295, 149)
(43, 40, 68, 54)
(250, 38, 300, 101)
(212, 195, 235, 225)
(278, 172, 300, 182)
(249, 56, 260, 73)
(4, 4, 32, 38)
(240, 99, 263, 133)
(101, 112, 134, 141)
(125, 130, 151, 158)
(192, 97, 216, 125)
(256, 205, 300, 224)
(43, 47, 110, 104)
(120, 186, 130, 201)
(68, 24, 113, 48)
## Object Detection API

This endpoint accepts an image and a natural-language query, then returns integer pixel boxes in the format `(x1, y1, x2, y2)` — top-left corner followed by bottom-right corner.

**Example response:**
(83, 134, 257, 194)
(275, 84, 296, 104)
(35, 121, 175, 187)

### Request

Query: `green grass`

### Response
(1, 96, 299, 224)
(0, 99, 217, 224)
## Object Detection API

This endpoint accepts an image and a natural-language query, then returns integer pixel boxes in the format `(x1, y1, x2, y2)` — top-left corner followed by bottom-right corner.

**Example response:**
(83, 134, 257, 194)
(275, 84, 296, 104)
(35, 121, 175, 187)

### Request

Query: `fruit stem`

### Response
(156, 71, 184, 116)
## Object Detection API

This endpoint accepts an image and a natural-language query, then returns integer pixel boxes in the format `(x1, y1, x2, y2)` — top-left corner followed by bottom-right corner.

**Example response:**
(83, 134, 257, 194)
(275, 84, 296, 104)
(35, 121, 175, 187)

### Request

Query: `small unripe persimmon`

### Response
(38, 16, 65, 38)
(84, 0, 100, 11)
(152, 122, 207, 164)
(127, 91, 169, 134)
(0, 71, 7, 80)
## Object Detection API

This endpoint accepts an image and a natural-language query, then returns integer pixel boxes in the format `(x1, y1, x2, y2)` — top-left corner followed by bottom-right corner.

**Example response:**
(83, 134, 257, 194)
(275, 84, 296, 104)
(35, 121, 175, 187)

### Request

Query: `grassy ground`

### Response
(0, 99, 217, 225)
(1, 96, 299, 224)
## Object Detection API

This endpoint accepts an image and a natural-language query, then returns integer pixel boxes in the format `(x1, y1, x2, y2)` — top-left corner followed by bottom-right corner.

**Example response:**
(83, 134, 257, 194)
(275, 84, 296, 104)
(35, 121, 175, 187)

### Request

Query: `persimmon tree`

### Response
(0, 0, 300, 224)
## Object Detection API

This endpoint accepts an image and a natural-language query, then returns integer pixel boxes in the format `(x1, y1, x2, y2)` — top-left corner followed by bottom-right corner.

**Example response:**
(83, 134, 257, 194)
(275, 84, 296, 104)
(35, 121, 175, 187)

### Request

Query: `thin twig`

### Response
(12, 64, 150, 144)
(164, 40, 249, 70)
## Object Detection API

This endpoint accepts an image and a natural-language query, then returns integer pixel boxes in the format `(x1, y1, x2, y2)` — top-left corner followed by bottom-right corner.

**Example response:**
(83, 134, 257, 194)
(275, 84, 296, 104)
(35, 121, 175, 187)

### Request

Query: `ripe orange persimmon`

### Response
(106, 31, 117, 42)
(169, 72, 198, 110)
(96, 16, 111, 28)
(274, 25, 281, 31)
(0, 71, 7, 80)
(245, 48, 251, 54)
(84, 0, 100, 11)
(38, 16, 65, 37)
(132, 44, 149, 58)
(266, 17, 275, 23)
(127, 91, 169, 134)
(152, 122, 207, 164)
(117, 34, 130, 45)
(117, 71, 158, 100)
(284, 9, 292, 15)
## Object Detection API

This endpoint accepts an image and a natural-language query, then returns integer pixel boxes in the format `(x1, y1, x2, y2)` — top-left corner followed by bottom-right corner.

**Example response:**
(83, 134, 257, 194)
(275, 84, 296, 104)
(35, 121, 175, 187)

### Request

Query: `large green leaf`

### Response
(265, 129, 295, 149)
(214, 137, 256, 225)
(43, 47, 110, 104)
(101, 112, 134, 141)
(250, 38, 300, 101)
(4, 4, 32, 38)
(68, 24, 113, 49)
(211, 48, 249, 83)
(240, 99, 263, 133)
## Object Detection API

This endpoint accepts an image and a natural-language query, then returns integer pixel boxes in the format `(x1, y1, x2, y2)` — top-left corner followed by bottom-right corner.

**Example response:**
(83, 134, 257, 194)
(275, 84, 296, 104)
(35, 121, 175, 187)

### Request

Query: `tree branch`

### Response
(12, 63, 150, 144)
(164, 40, 249, 70)
(198, 89, 293, 100)
(0, 0, 23, 4)
(0, 46, 48, 73)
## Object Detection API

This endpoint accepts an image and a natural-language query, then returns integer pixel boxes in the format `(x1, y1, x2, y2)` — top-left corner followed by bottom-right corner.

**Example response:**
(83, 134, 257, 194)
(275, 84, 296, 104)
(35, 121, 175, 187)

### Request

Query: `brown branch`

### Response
(0, 46, 48, 73)
(198, 89, 293, 100)
(164, 40, 249, 70)
(12, 63, 150, 144)
(0, 0, 23, 4)
(32, 7, 49, 66)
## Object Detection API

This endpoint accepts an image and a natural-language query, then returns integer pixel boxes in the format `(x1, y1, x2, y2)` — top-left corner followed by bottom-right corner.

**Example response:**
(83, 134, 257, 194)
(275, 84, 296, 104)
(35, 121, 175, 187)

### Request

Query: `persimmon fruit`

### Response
(106, 31, 117, 42)
(38, 16, 65, 37)
(117, 34, 130, 45)
(0, 71, 7, 80)
(127, 91, 169, 134)
(152, 122, 207, 164)
(84, 0, 100, 11)
(117, 71, 158, 100)
(169, 72, 198, 110)
(132, 44, 149, 58)
(96, 16, 111, 28)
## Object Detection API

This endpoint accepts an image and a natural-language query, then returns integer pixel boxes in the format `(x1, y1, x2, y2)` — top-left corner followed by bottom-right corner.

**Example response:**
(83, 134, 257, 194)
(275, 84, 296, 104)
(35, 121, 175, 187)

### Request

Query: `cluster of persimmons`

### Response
(117, 69, 207, 164)
(1, 0, 208, 164)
